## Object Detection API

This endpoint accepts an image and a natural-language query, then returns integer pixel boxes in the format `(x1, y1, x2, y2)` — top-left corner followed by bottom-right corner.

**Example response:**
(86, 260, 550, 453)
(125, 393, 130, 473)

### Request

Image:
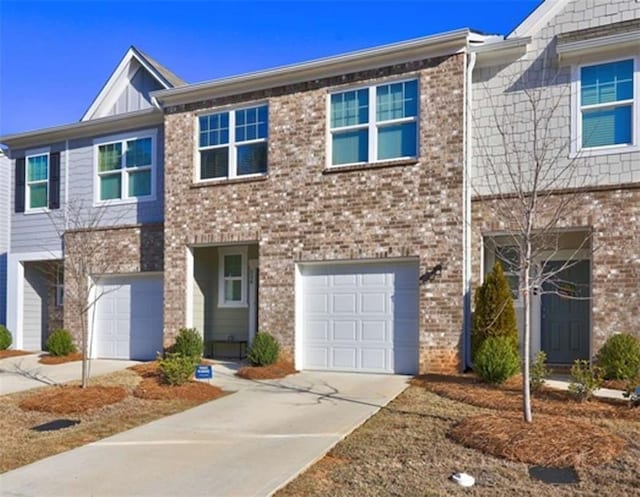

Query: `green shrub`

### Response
(172, 327, 203, 362)
(247, 332, 280, 367)
(46, 329, 77, 356)
(622, 373, 640, 408)
(159, 353, 196, 386)
(596, 333, 640, 380)
(0, 325, 12, 350)
(472, 262, 518, 360)
(530, 351, 551, 392)
(474, 336, 520, 385)
(568, 360, 603, 402)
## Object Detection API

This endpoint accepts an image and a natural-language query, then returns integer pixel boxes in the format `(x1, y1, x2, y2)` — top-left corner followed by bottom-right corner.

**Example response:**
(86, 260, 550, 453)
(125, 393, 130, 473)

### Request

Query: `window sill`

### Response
(217, 303, 249, 309)
(191, 174, 269, 189)
(322, 158, 419, 174)
(570, 143, 639, 158)
(93, 195, 156, 208)
(23, 207, 51, 215)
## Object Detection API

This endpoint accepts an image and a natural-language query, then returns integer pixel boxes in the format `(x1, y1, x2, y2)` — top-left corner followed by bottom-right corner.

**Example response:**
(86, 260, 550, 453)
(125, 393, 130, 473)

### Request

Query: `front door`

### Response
(541, 260, 590, 364)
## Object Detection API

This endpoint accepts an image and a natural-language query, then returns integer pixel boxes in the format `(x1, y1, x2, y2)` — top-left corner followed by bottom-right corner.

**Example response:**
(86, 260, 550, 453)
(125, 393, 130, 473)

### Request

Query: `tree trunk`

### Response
(522, 241, 533, 423)
(81, 309, 89, 388)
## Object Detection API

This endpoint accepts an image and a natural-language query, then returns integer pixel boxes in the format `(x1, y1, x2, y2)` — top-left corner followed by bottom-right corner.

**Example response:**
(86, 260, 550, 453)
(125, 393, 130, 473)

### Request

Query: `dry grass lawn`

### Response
(0, 367, 227, 474)
(277, 386, 640, 497)
(236, 360, 298, 380)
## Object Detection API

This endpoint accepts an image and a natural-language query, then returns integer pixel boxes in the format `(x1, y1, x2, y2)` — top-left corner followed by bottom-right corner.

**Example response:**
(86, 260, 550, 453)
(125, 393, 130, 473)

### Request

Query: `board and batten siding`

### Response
(0, 153, 10, 324)
(10, 124, 164, 254)
(106, 64, 164, 117)
(22, 263, 49, 350)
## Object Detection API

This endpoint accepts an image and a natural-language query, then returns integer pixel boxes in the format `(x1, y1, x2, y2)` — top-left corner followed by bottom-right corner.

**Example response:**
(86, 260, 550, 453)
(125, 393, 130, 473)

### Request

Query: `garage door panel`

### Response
(301, 261, 419, 374)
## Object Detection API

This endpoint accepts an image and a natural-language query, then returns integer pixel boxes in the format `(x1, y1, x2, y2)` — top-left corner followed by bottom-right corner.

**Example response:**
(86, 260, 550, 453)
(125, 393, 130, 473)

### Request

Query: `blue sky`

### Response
(0, 0, 540, 135)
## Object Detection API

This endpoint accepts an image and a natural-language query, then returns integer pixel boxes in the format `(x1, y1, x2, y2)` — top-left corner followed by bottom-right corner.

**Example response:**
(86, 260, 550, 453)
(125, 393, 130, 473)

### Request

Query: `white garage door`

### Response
(300, 261, 419, 374)
(93, 275, 163, 360)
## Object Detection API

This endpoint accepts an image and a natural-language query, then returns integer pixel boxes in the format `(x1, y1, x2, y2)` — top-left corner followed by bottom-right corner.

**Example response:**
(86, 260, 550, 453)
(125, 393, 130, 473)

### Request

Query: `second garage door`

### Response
(300, 260, 419, 374)
(93, 275, 163, 360)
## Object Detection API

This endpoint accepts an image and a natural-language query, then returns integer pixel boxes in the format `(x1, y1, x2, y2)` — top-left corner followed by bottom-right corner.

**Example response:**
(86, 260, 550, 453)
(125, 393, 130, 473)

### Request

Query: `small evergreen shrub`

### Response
(472, 262, 519, 360)
(0, 325, 12, 350)
(474, 336, 520, 385)
(247, 332, 280, 367)
(46, 329, 77, 356)
(172, 327, 203, 362)
(530, 350, 551, 392)
(159, 353, 196, 386)
(568, 360, 603, 402)
(596, 333, 640, 380)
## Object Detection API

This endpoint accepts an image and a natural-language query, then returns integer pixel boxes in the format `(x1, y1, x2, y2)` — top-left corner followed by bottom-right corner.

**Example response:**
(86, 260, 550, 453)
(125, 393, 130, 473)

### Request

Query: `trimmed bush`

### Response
(247, 332, 280, 367)
(46, 329, 77, 356)
(172, 327, 203, 362)
(530, 350, 551, 392)
(0, 325, 12, 350)
(159, 353, 196, 386)
(596, 333, 640, 381)
(474, 336, 520, 385)
(472, 262, 518, 360)
(568, 360, 603, 402)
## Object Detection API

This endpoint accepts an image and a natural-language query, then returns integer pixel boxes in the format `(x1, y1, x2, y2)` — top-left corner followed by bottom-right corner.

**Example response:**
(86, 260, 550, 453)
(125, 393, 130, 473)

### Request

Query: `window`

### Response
(55, 265, 64, 307)
(198, 105, 268, 180)
(218, 247, 247, 307)
(26, 153, 49, 210)
(577, 59, 636, 150)
(329, 79, 418, 166)
(95, 132, 155, 203)
(495, 246, 520, 299)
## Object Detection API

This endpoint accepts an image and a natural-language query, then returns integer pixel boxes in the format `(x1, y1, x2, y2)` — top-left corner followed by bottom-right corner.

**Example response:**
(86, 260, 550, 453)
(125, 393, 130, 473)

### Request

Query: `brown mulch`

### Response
(38, 352, 84, 365)
(0, 350, 33, 359)
(602, 378, 634, 391)
(128, 361, 161, 378)
(236, 360, 298, 380)
(133, 376, 224, 401)
(18, 386, 127, 414)
(449, 413, 625, 467)
(412, 374, 640, 420)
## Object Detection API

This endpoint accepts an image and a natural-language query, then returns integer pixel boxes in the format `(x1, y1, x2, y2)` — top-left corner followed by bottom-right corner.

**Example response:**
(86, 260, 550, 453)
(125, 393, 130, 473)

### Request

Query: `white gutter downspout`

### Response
(462, 49, 477, 371)
(64, 139, 69, 230)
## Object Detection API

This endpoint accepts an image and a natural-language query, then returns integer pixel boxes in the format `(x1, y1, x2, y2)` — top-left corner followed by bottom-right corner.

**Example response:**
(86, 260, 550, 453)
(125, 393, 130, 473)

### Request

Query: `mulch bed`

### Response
(38, 353, 84, 365)
(130, 361, 224, 401)
(412, 374, 640, 420)
(449, 413, 625, 467)
(19, 386, 127, 414)
(236, 360, 298, 380)
(0, 350, 33, 359)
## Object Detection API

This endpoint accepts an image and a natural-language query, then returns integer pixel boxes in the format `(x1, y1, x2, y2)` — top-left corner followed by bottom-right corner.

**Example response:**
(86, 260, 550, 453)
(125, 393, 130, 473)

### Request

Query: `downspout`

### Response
(64, 139, 69, 230)
(462, 48, 477, 371)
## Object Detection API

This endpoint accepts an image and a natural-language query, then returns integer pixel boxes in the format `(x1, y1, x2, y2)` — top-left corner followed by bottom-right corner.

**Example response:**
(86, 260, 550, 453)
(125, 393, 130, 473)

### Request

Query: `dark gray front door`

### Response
(541, 260, 590, 364)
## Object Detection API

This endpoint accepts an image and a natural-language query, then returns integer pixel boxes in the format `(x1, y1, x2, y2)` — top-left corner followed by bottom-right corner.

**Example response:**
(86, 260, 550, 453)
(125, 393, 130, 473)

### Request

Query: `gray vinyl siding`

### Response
(10, 124, 164, 253)
(193, 245, 258, 343)
(0, 154, 9, 324)
(106, 63, 164, 117)
(22, 263, 49, 351)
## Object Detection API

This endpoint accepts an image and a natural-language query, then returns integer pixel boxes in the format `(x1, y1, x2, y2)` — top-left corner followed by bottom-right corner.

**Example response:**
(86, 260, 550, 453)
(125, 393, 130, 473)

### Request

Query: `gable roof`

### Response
(508, 0, 572, 38)
(81, 45, 186, 122)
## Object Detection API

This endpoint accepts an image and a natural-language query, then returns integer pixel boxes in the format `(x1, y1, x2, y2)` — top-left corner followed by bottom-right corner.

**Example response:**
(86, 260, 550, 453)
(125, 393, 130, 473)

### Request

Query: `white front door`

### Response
(93, 275, 163, 360)
(299, 260, 419, 374)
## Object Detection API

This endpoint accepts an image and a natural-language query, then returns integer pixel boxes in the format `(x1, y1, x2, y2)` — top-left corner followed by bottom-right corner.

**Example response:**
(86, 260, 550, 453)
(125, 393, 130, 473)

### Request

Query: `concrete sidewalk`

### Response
(0, 354, 141, 394)
(0, 367, 409, 497)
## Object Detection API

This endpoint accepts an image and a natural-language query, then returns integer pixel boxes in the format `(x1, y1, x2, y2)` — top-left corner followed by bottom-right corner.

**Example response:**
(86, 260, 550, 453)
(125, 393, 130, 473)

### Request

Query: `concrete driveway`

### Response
(0, 354, 141, 394)
(0, 365, 409, 497)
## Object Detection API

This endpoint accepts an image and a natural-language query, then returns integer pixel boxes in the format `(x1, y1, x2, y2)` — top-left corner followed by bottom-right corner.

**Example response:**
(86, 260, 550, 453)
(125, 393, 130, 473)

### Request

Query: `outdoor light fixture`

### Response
(419, 263, 444, 284)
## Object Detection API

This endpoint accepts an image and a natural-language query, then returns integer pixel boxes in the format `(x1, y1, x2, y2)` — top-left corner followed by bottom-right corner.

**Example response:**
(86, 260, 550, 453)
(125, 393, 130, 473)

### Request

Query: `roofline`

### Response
(0, 108, 162, 151)
(508, 0, 571, 39)
(153, 28, 482, 107)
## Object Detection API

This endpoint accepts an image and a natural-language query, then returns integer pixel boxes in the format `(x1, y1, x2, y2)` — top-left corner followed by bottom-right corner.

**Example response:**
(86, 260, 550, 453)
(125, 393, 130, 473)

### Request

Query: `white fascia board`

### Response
(557, 31, 640, 62)
(153, 29, 472, 107)
(508, 0, 571, 39)
(471, 37, 531, 67)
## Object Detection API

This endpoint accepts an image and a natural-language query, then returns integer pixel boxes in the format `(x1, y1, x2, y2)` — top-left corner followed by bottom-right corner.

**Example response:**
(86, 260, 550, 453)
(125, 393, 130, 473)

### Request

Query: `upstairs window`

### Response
(26, 153, 49, 210)
(329, 79, 418, 166)
(579, 59, 635, 149)
(96, 132, 155, 203)
(198, 105, 268, 181)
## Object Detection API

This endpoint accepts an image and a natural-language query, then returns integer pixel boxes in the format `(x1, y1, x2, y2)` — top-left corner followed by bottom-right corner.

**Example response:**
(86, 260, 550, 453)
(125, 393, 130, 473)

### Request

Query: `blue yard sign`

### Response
(195, 365, 213, 380)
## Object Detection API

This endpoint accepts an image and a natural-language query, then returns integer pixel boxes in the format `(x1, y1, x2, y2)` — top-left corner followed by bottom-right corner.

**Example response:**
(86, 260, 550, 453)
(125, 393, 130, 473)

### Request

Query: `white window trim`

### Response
(327, 78, 419, 168)
(55, 264, 64, 307)
(93, 129, 157, 206)
(24, 147, 50, 214)
(195, 103, 268, 183)
(570, 55, 639, 158)
(218, 246, 248, 308)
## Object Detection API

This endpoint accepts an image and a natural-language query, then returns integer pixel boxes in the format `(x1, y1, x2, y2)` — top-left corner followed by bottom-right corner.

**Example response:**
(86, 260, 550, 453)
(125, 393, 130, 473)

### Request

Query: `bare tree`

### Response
(472, 65, 597, 422)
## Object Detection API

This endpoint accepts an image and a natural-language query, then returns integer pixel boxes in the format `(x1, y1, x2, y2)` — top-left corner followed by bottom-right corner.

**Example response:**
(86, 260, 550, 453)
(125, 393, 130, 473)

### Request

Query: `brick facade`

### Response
(62, 224, 164, 343)
(163, 54, 467, 373)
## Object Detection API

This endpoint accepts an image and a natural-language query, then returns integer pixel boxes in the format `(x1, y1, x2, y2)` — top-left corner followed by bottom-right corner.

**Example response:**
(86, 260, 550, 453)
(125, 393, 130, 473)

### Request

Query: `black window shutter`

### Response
(15, 157, 25, 213)
(49, 152, 61, 209)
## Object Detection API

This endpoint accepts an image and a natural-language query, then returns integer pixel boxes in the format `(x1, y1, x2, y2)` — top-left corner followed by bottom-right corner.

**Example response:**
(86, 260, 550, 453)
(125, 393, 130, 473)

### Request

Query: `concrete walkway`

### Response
(546, 375, 627, 401)
(0, 353, 141, 395)
(0, 366, 409, 497)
